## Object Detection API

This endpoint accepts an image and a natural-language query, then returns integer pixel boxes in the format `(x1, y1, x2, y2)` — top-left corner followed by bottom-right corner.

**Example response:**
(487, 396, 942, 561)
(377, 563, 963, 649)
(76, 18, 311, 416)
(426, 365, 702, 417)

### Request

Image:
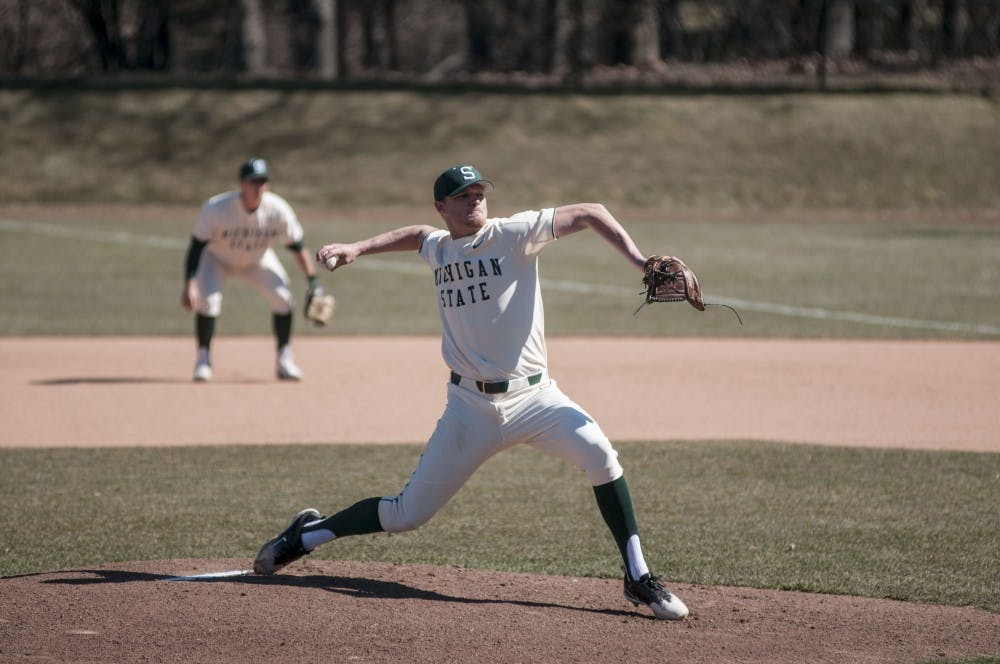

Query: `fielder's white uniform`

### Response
(377, 207, 623, 533)
(192, 190, 303, 317)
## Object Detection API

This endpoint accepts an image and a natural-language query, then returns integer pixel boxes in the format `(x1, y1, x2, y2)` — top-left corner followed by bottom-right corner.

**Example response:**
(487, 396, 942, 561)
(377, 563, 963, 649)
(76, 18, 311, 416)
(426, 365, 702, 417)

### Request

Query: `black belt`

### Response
(450, 371, 543, 394)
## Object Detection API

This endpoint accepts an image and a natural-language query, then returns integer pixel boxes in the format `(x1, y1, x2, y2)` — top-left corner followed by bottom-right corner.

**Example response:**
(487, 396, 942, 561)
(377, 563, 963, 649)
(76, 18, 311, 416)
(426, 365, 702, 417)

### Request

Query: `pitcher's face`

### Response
(435, 184, 488, 238)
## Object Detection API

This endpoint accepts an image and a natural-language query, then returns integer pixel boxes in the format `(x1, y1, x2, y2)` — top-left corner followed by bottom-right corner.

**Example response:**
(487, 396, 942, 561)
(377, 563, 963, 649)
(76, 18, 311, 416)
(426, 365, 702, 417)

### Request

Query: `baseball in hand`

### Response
(324, 256, 339, 270)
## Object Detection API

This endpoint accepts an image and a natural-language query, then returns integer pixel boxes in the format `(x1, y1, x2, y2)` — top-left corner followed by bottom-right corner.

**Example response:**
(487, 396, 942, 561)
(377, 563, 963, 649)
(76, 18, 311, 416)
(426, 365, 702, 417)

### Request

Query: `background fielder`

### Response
(254, 164, 689, 620)
(181, 157, 319, 382)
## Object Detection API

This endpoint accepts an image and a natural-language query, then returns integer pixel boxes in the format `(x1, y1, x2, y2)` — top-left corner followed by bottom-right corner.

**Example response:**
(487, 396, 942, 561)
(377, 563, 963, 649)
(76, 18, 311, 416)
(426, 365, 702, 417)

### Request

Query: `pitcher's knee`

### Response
(377, 496, 435, 533)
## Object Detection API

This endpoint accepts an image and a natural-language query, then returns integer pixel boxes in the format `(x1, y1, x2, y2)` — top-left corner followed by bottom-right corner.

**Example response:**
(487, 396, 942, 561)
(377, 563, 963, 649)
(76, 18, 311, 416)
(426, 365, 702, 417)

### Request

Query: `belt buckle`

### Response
(481, 380, 508, 394)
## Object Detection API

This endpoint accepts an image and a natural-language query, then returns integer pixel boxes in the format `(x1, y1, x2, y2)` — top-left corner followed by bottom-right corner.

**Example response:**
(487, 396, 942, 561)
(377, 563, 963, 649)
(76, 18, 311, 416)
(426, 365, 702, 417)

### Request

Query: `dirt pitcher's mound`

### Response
(2, 559, 998, 663)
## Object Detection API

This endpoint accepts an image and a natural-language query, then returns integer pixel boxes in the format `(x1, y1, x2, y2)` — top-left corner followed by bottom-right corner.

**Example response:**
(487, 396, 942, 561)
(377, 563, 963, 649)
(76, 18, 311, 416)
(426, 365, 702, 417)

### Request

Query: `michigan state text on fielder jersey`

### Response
(194, 190, 304, 268)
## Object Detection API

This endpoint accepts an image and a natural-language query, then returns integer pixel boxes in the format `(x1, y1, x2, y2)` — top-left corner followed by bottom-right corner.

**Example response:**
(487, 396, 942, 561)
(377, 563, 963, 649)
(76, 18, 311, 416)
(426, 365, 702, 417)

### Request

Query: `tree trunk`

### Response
(361, 3, 379, 69)
(73, 0, 128, 71)
(465, 0, 493, 72)
(601, 0, 630, 64)
(855, 0, 884, 58)
(941, 0, 968, 57)
(225, 0, 267, 74)
(658, 0, 683, 58)
(336, 0, 348, 77)
(631, 0, 661, 68)
(384, 0, 398, 70)
(315, 0, 338, 78)
(897, 0, 924, 52)
(550, 0, 573, 74)
(137, 0, 171, 71)
(824, 0, 855, 59)
(511, 0, 543, 72)
(600, 0, 660, 67)
(9, 0, 30, 73)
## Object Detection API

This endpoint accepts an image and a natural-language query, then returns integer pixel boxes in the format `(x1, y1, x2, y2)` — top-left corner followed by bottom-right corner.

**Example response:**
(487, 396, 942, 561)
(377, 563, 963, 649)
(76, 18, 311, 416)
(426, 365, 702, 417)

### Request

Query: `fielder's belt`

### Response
(450, 371, 544, 394)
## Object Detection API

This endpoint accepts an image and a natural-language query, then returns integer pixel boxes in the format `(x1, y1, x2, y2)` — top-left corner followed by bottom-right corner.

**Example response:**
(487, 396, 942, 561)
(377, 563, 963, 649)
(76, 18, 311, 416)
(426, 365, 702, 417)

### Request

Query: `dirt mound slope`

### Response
(3, 559, 998, 664)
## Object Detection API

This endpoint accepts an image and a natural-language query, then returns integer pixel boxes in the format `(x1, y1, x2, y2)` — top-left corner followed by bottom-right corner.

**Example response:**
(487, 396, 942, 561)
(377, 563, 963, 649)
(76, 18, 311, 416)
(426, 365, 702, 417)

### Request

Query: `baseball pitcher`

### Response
(253, 164, 689, 620)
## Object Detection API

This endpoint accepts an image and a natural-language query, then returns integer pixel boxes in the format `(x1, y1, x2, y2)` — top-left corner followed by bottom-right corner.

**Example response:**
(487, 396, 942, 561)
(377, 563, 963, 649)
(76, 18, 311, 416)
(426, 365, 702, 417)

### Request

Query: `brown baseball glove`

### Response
(304, 285, 335, 326)
(638, 256, 705, 311)
(636, 255, 742, 324)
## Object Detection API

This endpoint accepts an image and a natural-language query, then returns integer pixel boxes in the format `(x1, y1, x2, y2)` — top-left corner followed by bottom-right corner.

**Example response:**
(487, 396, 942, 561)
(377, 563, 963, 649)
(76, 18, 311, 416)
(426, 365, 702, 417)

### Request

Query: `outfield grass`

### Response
(1, 88, 997, 339)
(1, 214, 999, 339)
(1, 441, 996, 613)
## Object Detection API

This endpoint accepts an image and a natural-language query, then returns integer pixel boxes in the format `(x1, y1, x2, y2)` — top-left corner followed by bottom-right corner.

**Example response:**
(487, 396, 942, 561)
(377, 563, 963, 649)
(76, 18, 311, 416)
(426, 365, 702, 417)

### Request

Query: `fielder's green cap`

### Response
(433, 164, 493, 201)
(238, 157, 269, 181)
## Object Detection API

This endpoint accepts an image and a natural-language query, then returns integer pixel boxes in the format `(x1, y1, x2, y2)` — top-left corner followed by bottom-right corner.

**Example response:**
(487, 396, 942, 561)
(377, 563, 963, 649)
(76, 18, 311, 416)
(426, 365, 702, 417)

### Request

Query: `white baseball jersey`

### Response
(193, 190, 303, 268)
(419, 207, 557, 380)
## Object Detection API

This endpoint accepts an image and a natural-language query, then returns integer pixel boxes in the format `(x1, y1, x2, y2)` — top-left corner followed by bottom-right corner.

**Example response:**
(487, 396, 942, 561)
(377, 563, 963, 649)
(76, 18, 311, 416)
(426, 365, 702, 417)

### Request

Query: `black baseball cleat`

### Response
(623, 572, 689, 620)
(253, 508, 323, 575)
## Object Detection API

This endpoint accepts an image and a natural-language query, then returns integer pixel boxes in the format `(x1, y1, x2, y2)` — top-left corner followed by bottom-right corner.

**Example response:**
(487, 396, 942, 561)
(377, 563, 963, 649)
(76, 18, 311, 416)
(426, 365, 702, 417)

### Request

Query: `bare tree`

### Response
(361, 2, 379, 68)
(465, 0, 493, 72)
(898, 0, 926, 53)
(824, 0, 855, 59)
(292, 0, 338, 77)
(136, 0, 171, 70)
(384, 0, 398, 70)
(941, 0, 968, 57)
(71, 0, 129, 71)
(226, 0, 266, 73)
(631, 0, 661, 68)
(550, 0, 573, 74)
(509, 0, 545, 72)
(3, 0, 31, 73)
(658, 0, 683, 58)
(965, 1, 1000, 56)
(599, 0, 661, 68)
(855, 0, 885, 58)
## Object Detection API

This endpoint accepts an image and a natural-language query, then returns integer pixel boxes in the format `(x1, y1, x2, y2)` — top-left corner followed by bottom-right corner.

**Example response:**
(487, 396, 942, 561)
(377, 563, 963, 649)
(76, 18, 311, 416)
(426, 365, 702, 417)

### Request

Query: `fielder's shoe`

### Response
(253, 508, 322, 575)
(276, 348, 303, 381)
(193, 360, 213, 382)
(623, 572, 689, 620)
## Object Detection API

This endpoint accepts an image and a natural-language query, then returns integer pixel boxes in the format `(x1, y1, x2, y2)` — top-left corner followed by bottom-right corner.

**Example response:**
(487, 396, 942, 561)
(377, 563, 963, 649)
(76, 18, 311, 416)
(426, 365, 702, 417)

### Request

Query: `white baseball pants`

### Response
(377, 377, 624, 533)
(195, 248, 293, 316)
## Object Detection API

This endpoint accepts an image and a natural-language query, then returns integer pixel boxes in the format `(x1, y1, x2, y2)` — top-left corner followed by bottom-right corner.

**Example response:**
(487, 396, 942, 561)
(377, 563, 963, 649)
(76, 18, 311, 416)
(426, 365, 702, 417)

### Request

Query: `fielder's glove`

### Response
(304, 285, 335, 326)
(635, 255, 742, 324)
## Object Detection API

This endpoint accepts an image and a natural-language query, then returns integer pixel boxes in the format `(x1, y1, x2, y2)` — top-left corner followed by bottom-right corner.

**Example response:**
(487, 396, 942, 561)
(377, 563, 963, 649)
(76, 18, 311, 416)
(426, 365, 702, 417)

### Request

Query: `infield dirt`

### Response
(1, 336, 998, 663)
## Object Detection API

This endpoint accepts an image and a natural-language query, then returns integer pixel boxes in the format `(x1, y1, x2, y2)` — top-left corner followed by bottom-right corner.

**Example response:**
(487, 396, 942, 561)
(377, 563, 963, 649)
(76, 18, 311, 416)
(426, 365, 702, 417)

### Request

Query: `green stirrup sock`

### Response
(318, 497, 385, 537)
(272, 312, 293, 349)
(195, 314, 215, 350)
(592, 476, 639, 563)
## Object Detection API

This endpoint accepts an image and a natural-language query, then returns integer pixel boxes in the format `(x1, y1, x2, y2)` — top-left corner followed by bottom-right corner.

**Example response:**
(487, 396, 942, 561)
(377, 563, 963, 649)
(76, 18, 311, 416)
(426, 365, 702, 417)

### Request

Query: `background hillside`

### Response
(2, 88, 998, 214)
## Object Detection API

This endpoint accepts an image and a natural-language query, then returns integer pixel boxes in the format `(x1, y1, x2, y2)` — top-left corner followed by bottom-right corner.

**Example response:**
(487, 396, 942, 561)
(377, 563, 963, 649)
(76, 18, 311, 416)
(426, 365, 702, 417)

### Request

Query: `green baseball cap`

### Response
(433, 164, 494, 201)
(238, 157, 269, 181)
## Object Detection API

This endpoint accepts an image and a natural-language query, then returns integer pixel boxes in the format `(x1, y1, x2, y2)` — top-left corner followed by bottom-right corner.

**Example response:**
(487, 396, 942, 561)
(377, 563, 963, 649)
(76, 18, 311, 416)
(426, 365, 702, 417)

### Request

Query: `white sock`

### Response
(301, 527, 336, 552)
(198, 348, 210, 364)
(626, 534, 650, 581)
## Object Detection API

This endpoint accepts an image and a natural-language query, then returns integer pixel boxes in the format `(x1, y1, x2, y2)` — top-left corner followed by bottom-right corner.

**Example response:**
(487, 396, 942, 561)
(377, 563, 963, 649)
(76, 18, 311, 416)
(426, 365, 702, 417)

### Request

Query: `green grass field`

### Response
(1, 213, 999, 339)
(2, 442, 998, 614)
(0, 89, 997, 651)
